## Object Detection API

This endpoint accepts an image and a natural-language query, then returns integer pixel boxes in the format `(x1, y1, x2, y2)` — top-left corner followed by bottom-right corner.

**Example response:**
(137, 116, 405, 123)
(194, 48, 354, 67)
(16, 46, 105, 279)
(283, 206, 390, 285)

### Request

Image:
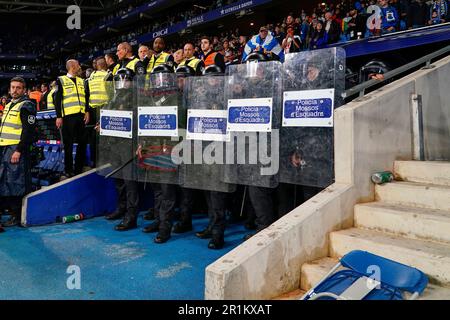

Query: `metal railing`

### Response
(342, 44, 450, 99)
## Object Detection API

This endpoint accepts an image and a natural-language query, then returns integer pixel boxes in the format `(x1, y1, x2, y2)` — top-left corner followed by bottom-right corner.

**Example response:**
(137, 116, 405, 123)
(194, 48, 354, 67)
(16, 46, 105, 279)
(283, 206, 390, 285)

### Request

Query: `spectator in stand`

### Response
(0, 97, 7, 111)
(408, 0, 428, 28)
(299, 16, 310, 48)
(242, 26, 285, 62)
(222, 39, 236, 65)
(429, 0, 448, 23)
(236, 35, 247, 63)
(324, 12, 341, 44)
(379, 0, 399, 34)
(309, 20, 328, 49)
(347, 8, 367, 40)
(273, 25, 286, 45)
(282, 26, 302, 54)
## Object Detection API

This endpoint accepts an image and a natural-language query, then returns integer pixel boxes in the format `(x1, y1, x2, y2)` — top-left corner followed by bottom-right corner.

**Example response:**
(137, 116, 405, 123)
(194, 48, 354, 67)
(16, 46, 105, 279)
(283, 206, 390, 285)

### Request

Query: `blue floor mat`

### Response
(0, 214, 247, 300)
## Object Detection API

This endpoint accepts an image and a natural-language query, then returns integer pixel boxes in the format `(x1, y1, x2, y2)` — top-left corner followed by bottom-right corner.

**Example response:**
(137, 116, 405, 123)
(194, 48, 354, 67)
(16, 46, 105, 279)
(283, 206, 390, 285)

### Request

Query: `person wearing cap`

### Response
(242, 26, 285, 63)
(177, 42, 204, 76)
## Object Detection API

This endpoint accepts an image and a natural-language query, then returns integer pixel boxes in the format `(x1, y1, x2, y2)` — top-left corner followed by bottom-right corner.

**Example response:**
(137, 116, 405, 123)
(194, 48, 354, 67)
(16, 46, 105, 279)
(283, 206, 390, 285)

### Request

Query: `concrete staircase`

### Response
(298, 161, 450, 300)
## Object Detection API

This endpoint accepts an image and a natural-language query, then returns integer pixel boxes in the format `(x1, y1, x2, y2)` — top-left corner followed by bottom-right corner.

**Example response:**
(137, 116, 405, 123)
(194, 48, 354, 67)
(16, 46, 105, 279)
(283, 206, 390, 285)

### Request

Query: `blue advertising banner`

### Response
(138, 0, 272, 43)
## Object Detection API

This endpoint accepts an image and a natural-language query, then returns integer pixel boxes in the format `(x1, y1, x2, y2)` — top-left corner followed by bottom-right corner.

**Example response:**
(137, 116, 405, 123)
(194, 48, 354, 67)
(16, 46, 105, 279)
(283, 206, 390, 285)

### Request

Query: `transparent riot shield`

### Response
(280, 47, 346, 188)
(135, 73, 184, 185)
(223, 60, 282, 188)
(96, 80, 136, 181)
(180, 75, 236, 193)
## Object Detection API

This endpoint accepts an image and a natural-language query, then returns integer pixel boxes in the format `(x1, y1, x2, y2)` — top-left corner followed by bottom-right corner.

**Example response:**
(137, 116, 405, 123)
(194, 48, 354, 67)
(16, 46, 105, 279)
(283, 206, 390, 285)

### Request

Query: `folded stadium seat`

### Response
(301, 250, 428, 300)
(56, 149, 65, 173)
(36, 145, 51, 169)
(46, 146, 60, 171)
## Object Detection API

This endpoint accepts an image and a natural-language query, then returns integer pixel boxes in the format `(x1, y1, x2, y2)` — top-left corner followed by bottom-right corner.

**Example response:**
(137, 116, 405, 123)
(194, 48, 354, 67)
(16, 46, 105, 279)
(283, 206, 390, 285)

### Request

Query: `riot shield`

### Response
(96, 78, 135, 181)
(135, 73, 184, 185)
(180, 75, 236, 193)
(223, 60, 282, 188)
(280, 47, 346, 188)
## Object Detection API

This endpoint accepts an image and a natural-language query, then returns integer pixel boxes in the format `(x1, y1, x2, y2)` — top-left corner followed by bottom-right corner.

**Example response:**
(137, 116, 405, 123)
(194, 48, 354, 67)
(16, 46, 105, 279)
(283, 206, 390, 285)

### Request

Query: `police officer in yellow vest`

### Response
(85, 57, 112, 168)
(113, 42, 146, 76)
(143, 37, 174, 73)
(177, 42, 205, 76)
(54, 59, 90, 178)
(0, 77, 37, 228)
(46, 81, 57, 110)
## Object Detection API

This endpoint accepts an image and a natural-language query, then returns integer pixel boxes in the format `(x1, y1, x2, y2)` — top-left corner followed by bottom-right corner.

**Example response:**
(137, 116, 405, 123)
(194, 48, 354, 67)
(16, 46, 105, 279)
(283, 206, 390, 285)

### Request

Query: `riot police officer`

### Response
(103, 68, 140, 231)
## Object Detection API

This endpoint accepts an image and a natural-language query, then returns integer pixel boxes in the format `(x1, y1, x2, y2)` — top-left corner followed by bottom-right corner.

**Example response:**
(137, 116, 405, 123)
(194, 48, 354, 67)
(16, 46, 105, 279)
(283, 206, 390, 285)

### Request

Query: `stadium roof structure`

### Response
(0, 0, 106, 15)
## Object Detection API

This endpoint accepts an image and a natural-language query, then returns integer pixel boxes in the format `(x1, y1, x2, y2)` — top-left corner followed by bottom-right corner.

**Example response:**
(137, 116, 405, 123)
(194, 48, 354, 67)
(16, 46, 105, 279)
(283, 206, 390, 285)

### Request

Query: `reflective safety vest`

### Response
(47, 88, 56, 110)
(202, 51, 218, 67)
(58, 76, 86, 117)
(88, 70, 109, 108)
(178, 57, 202, 71)
(0, 101, 25, 146)
(146, 52, 171, 73)
(113, 58, 140, 75)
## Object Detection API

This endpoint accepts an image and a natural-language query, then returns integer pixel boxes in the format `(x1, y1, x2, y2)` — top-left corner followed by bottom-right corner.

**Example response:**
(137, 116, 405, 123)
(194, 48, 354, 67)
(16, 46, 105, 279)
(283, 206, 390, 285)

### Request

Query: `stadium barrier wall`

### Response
(205, 55, 450, 300)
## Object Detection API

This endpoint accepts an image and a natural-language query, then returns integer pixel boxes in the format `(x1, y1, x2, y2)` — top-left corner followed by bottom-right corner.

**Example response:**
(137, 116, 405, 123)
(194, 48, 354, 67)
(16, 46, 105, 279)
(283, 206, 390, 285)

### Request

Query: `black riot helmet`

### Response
(245, 51, 269, 63)
(175, 65, 195, 78)
(151, 63, 174, 75)
(360, 59, 392, 82)
(114, 67, 135, 90)
(150, 63, 175, 88)
(202, 64, 223, 76)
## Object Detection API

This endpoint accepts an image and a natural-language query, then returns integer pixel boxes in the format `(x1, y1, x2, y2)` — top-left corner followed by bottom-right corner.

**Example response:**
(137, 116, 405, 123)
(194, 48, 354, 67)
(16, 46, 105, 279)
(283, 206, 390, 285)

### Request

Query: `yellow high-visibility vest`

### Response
(146, 52, 171, 73)
(47, 88, 56, 110)
(88, 70, 109, 108)
(58, 75, 86, 117)
(0, 101, 26, 146)
(178, 57, 202, 71)
(113, 58, 140, 75)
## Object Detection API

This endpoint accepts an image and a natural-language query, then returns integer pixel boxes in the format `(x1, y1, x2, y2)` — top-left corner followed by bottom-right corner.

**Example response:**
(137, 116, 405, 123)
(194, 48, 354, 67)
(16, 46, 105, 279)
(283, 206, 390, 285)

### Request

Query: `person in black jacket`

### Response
(0, 77, 37, 228)
(408, 0, 428, 28)
(324, 12, 341, 44)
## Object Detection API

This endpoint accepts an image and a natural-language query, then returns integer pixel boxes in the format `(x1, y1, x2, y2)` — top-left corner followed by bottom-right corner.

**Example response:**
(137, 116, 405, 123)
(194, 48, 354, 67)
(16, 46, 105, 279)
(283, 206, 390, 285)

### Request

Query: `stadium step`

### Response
(300, 257, 450, 300)
(394, 161, 450, 186)
(354, 202, 450, 244)
(329, 228, 450, 287)
(375, 181, 450, 211)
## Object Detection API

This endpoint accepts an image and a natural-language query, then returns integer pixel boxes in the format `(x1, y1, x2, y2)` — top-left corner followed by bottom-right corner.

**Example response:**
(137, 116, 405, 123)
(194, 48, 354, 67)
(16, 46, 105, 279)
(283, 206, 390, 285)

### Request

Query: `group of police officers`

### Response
(0, 35, 344, 252)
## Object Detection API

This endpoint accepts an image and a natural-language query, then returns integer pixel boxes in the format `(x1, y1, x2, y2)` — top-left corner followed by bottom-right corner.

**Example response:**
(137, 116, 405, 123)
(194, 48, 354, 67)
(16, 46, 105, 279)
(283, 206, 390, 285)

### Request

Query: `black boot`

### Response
(172, 221, 193, 234)
(3, 215, 20, 228)
(114, 210, 137, 231)
(142, 221, 160, 233)
(154, 226, 171, 244)
(143, 208, 156, 221)
(208, 230, 224, 250)
(106, 210, 125, 221)
(195, 226, 213, 239)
